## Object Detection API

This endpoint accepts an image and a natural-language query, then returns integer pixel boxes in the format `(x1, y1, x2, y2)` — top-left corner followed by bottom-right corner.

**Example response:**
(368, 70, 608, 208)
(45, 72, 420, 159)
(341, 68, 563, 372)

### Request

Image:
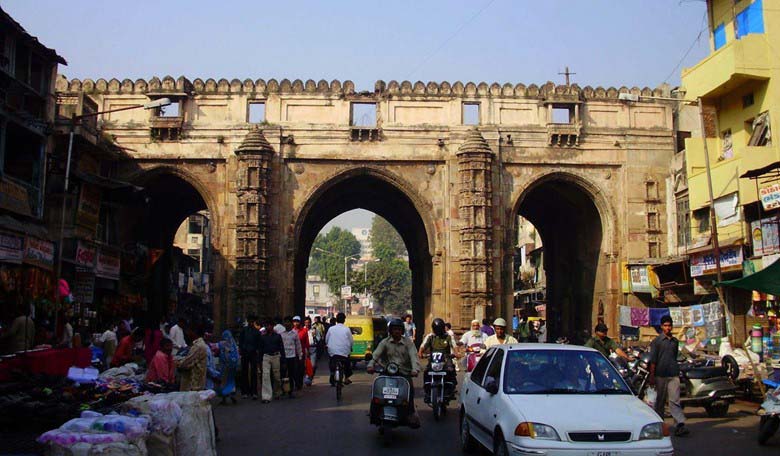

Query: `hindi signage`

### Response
(340, 285, 352, 299)
(759, 183, 780, 211)
(690, 245, 743, 277)
(75, 241, 97, 269)
(24, 237, 55, 270)
(0, 177, 32, 216)
(0, 232, 24, 263)
(751, 216, 780, 256)
(76, 183, 101, 235)
(73, 270, 95, 304)
(95, 247, 120, 280)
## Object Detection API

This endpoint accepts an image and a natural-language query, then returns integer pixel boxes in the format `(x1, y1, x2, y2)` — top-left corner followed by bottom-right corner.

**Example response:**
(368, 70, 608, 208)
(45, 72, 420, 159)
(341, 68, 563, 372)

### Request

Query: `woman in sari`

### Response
(217, 329, 239, 404)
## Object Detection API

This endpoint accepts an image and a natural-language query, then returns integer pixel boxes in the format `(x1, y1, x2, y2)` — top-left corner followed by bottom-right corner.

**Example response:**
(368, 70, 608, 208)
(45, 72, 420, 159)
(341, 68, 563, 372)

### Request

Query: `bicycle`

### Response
(333, 358, 346, 401)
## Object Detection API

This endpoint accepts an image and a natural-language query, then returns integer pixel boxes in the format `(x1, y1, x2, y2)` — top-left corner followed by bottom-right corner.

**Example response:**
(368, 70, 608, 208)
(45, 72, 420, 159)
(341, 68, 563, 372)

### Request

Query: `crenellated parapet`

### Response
(59, 75, 670, 100)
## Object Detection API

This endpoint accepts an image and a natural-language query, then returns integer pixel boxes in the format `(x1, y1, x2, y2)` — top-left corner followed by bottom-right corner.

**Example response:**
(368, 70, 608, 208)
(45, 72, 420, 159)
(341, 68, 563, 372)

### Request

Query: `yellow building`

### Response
(681, 0, 780, 270)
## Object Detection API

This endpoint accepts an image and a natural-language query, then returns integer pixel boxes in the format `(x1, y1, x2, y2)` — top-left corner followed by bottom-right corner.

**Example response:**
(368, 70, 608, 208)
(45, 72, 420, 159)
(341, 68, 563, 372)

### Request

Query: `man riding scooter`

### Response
(368, 318, 421, 428)
(418, 318, 458, 408)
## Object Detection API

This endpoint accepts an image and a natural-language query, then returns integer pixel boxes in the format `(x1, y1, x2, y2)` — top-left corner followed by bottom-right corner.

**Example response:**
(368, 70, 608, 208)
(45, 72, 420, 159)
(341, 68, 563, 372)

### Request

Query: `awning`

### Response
(718, 259, 780, 295)
(686, 237, 743, 255)
(740, 161, 780, 179)
(72, 170, 142, 191)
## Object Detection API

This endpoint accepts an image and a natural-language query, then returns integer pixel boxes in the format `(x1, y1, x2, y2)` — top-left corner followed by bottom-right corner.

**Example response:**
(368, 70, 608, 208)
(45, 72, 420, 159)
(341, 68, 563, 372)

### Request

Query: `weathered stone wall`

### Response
(57, 75, 676, 334)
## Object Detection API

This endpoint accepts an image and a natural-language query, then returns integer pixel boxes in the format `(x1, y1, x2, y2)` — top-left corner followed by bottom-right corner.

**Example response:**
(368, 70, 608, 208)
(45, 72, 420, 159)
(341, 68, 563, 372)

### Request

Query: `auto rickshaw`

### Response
(345, 315, 387, 365)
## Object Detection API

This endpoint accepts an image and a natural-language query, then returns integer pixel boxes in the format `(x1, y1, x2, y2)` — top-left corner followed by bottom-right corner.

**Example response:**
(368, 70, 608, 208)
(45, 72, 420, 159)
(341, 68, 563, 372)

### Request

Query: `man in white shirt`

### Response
(168, 318, 187, 350)
(325, 312, 354, 386)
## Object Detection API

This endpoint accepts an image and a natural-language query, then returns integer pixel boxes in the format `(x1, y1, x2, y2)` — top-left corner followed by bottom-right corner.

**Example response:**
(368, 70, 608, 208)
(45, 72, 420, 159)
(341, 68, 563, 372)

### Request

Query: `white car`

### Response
(459, 344, 674, 456)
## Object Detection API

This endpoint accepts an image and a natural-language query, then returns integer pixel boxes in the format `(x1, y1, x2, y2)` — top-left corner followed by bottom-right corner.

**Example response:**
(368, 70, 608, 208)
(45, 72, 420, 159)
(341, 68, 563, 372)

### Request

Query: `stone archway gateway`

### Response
(58, 75, 676, 334)
(292, 168, 433, 333)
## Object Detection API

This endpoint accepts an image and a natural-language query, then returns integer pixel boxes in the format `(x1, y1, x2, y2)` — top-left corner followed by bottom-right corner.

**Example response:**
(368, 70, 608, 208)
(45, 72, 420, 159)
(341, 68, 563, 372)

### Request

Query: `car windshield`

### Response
(503, 349, 631, 395)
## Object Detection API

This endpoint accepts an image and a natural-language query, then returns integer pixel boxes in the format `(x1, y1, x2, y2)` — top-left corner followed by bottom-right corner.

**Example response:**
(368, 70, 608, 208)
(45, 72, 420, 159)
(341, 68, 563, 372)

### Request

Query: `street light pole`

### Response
(53, 98, 171, 337)
(314, 247, 359, 314)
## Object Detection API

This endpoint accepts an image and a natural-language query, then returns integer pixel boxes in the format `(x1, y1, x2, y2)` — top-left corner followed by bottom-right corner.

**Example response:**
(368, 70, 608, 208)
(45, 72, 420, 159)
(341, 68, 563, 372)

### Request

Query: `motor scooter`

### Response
(423, 352, 456, 421)
(464, 343, 485, 372)
(369, 362, 415, 443)
(631, 349, 738, 417)
(758, 379, 780, 445)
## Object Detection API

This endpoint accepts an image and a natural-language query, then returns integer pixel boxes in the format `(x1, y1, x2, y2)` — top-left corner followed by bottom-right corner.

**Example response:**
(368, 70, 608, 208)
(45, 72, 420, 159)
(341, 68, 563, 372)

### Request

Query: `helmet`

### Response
(493, 318, 507, 327)
(431, 318, 445, 336)
(387, 318, 404, 330)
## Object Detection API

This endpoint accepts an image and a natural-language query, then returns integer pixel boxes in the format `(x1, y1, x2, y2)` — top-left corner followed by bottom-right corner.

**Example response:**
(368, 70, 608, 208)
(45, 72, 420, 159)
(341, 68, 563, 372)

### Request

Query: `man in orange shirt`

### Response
(112, 328, 144, 367)
(146, 338, 175, 384)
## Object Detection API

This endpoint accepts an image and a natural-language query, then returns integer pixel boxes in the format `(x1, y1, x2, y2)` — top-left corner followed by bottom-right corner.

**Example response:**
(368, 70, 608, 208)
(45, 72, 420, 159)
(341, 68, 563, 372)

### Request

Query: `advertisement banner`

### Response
(759, 183, 780, 211)
(0, 177, 32, 216)
(95, 247, 120, 280)
(76, 183, 101, 235)
(690, 245, 743, 277)
(621, 262, 630, 293)
(73, 270, 95, 304)
(0, 232, 24, 263)
(24, 237, 55, 270)
(751, 216, 780, 257)
(629, 265, 652, 293)
(340, 285, 352, 299)
(75, 241, 97, 269)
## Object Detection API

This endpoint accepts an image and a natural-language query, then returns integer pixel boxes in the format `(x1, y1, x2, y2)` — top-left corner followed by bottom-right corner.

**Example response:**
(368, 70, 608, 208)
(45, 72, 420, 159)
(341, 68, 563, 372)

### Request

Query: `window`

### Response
(742, 93, 755, 108)
(648, 241, 660, 258)
(350, 103, 376, 127)
(713, 23, 726, 50)
(158, 101, 180, 117)
(313, 285, 320, 296)
(248, 102, 265, 123)
(551, 107, 572, 124)
(189, 217, 203, 234)
(187, 248, 200, 256)
(645, 181, 658, 201)
(647, 212, 659, 231)
(190, 236, 199, 244)
(470, 348, 494, 386)
(693, 207, 710, 234)
(676, 196, 691, 248)
(735, 0, 764, 38)
(463, 103, 480, 125)
(484, 349, 505, 387)
(748, 111, 771, 146)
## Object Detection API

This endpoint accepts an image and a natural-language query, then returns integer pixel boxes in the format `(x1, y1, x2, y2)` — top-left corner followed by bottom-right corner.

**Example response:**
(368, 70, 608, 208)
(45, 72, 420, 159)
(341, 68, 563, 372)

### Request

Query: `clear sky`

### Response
(4, 0, 710, 231)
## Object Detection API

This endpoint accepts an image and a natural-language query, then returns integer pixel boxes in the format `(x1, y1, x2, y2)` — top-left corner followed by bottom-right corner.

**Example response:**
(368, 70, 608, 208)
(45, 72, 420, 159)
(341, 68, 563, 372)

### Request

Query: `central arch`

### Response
(293, 167, 434, 333)
(512, 172, 614, 342)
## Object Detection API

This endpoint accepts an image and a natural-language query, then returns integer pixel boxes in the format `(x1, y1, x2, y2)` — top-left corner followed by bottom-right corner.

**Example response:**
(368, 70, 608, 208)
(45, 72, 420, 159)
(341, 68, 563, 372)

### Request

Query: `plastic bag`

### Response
(305, 357, 314, 378)
(644, 386, 657, 409)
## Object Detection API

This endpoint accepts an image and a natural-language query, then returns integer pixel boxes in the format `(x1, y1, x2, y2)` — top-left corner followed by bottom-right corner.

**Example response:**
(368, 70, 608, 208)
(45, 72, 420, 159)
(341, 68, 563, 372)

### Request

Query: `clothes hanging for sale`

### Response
(649, 308, 671, 326)
(619, 306, 635, 328)
(630, 307, 649, 327)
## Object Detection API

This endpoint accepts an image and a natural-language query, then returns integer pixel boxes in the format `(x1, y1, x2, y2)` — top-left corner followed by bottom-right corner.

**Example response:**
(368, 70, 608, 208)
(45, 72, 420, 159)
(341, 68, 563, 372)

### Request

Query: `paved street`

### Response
(214, 359, 780, 456)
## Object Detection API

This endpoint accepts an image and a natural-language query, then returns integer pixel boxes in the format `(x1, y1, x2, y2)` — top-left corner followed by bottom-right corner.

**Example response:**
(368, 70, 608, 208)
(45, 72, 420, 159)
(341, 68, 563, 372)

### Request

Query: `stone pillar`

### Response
(457, 129, 494, 328)
(234, 127, 274, 318)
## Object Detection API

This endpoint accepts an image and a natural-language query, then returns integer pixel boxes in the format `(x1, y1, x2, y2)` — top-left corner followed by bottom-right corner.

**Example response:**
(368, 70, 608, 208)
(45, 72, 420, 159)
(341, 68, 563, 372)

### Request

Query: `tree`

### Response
(355, 257, 411, 316)
(308, 227, 361, 296)
(370, 216, 406, 261)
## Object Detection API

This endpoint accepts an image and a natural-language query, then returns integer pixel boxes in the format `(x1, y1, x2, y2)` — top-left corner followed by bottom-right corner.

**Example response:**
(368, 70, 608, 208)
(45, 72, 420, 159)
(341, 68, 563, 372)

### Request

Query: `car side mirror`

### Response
(484, 376, 499, 395)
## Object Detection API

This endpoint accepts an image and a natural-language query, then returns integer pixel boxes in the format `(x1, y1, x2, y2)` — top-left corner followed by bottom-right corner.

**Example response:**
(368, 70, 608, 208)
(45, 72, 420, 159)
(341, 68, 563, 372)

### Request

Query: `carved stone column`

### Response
(234, 127, 274, 317)
(457, 129, 494, 327)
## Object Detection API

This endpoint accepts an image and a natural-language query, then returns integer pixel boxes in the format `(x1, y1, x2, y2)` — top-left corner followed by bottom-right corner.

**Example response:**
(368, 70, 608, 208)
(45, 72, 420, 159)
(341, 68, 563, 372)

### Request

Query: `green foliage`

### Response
(308, 227, 361, 295)
(370, 216, 407, 260)
(354, 257, 411, 317)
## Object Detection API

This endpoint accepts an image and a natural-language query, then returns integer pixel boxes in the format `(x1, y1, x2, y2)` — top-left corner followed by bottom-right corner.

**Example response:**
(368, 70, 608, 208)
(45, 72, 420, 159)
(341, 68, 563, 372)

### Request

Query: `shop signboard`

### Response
(0, 177, 32, 216)
(751, 216, 780, 256)
(24, 237, 55, 270)
(75, 241, 97, 269)
(341, 285, 352, 299)
(0, 232, 24, 263)
(690, 245, 743, 277)
(759, 183, 780, 211)
(95, 247, 120, 280)
(73, 269, 95, 304)
(76, 183, 101, 235)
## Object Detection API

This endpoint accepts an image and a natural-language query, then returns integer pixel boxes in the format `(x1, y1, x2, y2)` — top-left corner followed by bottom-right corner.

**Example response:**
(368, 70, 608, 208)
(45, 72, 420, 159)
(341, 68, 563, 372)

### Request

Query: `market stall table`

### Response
(0, 347, 91, 380)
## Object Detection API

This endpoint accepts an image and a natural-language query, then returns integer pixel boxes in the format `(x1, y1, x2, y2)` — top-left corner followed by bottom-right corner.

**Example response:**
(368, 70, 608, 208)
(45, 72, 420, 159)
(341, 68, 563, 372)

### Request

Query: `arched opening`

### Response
(294, 171, 432, 337)
(119, 171, 216, 329)
(513, 176, 603, 342)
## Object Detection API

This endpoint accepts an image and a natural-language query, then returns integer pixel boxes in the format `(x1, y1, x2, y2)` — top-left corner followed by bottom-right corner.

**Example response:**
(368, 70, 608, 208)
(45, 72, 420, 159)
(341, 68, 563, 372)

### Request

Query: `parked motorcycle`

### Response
(758, 379, 780, 445)
(423, 352, 456, 421)
(630, 348, 738, 417)
(369, 362, 415, 443)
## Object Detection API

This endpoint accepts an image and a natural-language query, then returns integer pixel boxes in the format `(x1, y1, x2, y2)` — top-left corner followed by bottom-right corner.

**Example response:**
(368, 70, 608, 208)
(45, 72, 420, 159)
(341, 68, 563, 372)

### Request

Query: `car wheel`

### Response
(460, 411, 477, 453)
(493, 430, 508, 456)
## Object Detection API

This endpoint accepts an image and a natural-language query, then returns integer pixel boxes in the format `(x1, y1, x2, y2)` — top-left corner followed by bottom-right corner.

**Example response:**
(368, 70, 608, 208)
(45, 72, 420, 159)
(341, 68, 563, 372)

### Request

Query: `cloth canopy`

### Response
(718, 259, 780, 295)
